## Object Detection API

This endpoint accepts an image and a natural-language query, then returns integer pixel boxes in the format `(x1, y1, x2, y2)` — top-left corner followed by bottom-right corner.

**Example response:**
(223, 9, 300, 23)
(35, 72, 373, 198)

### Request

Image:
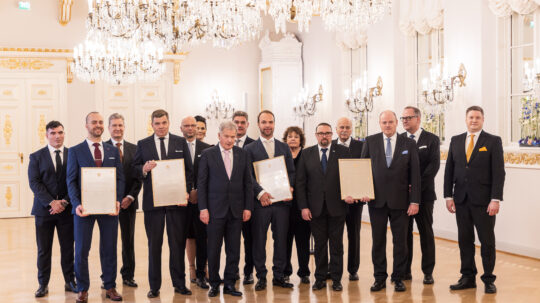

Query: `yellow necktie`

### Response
(466, 134, 475, 162)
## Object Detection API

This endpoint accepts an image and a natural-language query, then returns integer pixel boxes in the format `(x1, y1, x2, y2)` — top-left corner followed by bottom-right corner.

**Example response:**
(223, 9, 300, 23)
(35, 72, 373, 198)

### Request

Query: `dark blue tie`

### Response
(409, 134, 415, 140)
(321, 148, 328, 174)
(385, 138, 392, 167)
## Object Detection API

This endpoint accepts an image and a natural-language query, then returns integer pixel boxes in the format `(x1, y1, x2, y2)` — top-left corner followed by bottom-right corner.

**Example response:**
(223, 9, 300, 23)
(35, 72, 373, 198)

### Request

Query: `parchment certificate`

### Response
(339, 159, 375, 200)
(81, 167, 116, 215)
(152, 159, 187, 207)
(253, 156, 292, 203)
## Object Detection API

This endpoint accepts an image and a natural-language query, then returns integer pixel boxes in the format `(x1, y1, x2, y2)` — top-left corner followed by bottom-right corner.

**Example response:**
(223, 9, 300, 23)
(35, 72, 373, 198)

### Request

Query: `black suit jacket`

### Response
(188, 139, 212, 189)
(332, 138, 363, 158)
(244, 138, 295, 208)
(28, 146, 71, 217)
(399, 130, 440, 203)
(133, 133, 194, 211)
(243, 136, 255, 147)
(296, 144, 350, 218)
(105, 139, 142, 210)
(361, 133, 421, 209)
(197, 145, 254, 219)
(443, 131, 505, 206)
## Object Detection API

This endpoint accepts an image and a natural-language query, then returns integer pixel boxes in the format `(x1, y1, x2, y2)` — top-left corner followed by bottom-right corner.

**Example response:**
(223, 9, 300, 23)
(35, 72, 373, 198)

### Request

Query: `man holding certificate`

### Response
(133, 109, 194, 298)
(66, 112, 125, 303)
(244, 110, 295, 291)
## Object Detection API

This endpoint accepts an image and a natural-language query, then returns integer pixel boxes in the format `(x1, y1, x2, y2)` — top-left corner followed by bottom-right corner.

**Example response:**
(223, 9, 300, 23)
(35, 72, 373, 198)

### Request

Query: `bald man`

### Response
(332, 117, 365, 281)
(180, 116, 212, 289)
(360, 110, 421, 293)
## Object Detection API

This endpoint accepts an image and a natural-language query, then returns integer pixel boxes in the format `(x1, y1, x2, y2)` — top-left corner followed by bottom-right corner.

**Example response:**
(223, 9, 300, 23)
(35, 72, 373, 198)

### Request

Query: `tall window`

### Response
(416, 29, 445, 141)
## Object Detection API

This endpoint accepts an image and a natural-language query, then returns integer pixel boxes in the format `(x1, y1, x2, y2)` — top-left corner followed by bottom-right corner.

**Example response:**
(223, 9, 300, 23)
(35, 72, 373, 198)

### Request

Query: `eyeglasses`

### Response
(400, 116, 417, 121)
(316, 132, 333, 137)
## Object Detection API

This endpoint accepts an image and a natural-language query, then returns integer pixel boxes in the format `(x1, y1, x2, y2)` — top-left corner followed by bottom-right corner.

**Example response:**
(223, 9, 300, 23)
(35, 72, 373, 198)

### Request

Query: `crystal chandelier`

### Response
(205, 90, 235, 120)
(266, 0, 317, 33)
(72, 31, 165, 84)
(421, 63, 467, 106)
(321, 0, 392, 33)
(345, 74, 382, 114)
(293, 85, 324, 119)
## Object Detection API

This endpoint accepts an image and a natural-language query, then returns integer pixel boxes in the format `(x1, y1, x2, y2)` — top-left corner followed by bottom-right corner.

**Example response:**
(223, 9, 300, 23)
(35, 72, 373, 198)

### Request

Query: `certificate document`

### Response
(253, 156, 292, 203)
(339, 159, 375, 200)
(81, 167, 116, 215)
(152, 159, 187, 207)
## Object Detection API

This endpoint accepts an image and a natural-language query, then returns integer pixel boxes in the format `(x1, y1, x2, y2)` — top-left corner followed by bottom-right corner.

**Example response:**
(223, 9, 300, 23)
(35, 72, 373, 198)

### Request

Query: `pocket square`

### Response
(419, 145, 427, 149)
(175, 150, 183, 153)
(197, 154, 201, 157)
(479, 146, 487, 152)
(402, 150, 408, 154)
(108, 157, 115, 159)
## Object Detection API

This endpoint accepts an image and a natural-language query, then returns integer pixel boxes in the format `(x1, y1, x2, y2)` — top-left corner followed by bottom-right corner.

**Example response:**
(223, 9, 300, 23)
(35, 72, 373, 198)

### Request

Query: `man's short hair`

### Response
(219, 121, 238, 134)
(257, 110, 275, 123)
(404, 106, 421, 118)
(194, 115, 207, 126)
(85, 111, 100, 123)
(466, 105, 484, 116)
(151, 109, 169, 122)
(108, 113, 125, 125)
(316, 122, 332, 132)
(378, 110, 398, 121)
(233, 111, 249, 120)
(46, 120, 64, 131)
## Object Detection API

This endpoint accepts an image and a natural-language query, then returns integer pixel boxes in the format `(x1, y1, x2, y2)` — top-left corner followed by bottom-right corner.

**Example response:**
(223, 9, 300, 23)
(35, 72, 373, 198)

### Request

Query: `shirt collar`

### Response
(110, 138, 124, 146)
(86, 138, 102, 148)
(186, 137, 196, 144)
(337, 137, 352, 146)
(318, 143, 331, 152)
(406, 128, 422, 139)
(383, 132, 397, 141)
(154, 133, 169, 141)
(219, 143, 232, 153)
(261, 137, 275, 143)
(467, 129, 482, 137)
(48, 144, 63, 153)
(238, 134, 247, 142)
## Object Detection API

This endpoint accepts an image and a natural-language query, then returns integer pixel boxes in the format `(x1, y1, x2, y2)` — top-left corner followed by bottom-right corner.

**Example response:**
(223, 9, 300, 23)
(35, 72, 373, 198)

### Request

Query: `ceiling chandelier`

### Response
(321, 0, 392, 33)
(266, 0, 317, 33)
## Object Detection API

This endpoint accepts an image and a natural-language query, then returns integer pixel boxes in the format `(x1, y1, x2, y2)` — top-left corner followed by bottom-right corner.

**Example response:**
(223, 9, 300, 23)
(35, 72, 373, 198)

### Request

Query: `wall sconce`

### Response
(293, 84, 324, 119)
(345, 74, 383, 114)
(421, 63, 467, 106)
(205, 90, 234, 120)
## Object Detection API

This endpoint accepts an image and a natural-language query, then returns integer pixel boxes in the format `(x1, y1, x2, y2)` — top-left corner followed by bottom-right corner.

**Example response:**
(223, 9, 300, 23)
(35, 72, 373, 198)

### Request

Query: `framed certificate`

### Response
(339, 159, 375, 200)
(253, 155, 292, 203)
(151, 159, 187, 207)
(81, 167, 116, 215)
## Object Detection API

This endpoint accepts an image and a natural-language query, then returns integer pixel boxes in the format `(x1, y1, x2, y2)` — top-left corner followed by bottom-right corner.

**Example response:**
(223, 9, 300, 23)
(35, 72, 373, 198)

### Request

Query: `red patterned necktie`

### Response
(93, 142, 102, 167)
(116, 142, 123, 162)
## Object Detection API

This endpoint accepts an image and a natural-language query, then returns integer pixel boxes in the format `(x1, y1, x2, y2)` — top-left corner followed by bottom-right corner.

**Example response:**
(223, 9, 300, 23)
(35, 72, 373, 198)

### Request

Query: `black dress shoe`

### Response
(147, 290, 160, 298)
(255, 278, 267, 291)
(484, 282, 497, 294)
(394, 280, 406, 292)
(349, 273, 359, 281)
(174, 286, 192, 295)
(404, 273, 412, 281)
(370, 280, 386, 292)
(123, 279, 138, 287)
(35, 285, 48, 297)
(450, 278, 476, 290)
(312, 280, 326, 290)
(300, 276, 310, 284)
(208, 287, 220, 297)
(273, 278, 293, 288)
(223, 285, 242, 296)
(326, 272, 332, 280)
(423, 274, 434, 285)
(243, 273, 254, 285)
(196, 278, 210, 289)
(332, 281, 343, 291)
(65, 280, 77, 293)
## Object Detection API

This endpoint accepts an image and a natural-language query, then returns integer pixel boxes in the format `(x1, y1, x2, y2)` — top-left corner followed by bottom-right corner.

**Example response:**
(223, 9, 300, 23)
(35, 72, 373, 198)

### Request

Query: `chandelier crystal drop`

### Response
(266, 0, 317, 33)
(321, 0, 392, 33)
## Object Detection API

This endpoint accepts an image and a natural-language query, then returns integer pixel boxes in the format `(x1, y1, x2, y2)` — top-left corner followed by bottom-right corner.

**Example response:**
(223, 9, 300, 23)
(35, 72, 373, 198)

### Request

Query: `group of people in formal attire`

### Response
(28, 104, 505, 302)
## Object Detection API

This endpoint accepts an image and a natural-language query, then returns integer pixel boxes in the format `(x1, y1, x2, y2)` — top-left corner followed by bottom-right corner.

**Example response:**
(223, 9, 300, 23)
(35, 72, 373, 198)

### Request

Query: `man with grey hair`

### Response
(198, 121, 254, 297)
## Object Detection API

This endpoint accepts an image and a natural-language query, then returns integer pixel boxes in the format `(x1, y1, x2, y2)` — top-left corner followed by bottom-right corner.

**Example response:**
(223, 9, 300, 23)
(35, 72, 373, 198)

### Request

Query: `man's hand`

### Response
(446, 199, 456, 214)
(76, 205, 88, 217)
(49, 200, 65, 215)
(344, 196, 357, 204)
(243, 210, 251, 222)
(283, 187, 294, 202)
(121, 196, 133, 209)
(143, 160, 157, 173)
(301, 208, 312, 221)
(487, 200, 500, 216)
(200, 209, 209, 225)
(109, 201, 120, 216)
(359, 196, 371, 203)
(407, 204, 419, 216)
(189, 189, 198, 204)
(260, 192, 274, 207)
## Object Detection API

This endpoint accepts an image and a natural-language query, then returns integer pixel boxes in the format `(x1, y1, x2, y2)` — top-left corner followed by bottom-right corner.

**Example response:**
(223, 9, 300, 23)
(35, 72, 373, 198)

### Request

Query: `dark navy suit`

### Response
(28, 146, 74, 287)
(198, 145, 253, 288)
(240, 136, 256, 277)
(244, 138, 295, 280)
(67, 141, 125, 292)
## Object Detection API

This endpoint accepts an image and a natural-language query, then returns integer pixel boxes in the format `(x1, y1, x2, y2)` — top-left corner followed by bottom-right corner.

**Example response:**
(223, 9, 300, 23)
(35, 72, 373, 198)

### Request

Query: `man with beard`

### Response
(181, 116, 211, 289)
(67, 112, 125, 303)
(296, 123, 352, 291)
(244, 110, 295, 290)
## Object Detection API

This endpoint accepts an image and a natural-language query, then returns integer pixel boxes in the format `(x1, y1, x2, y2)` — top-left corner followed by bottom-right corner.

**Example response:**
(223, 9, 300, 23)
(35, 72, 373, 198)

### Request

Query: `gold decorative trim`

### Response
(114, 91, 123, 97)
(5, 187, 13, 208)
(2, 90, 12, 96)
(66, 58, 74, 83)
(2, 165, 13, 171)
(38, 115, 46, 145)
(0, 47, 72, 53)
(174, 60, 181, 84)
(441, 150, 540, 166)
(147, 117, 153, 136)
(146, 91, 156, 97)
(3, 115, 13, 146)
(440, 151, 448, 161)
(37, 90, 47, 96)
(59, 0, 74, 26)
(0, 58, 53, 70)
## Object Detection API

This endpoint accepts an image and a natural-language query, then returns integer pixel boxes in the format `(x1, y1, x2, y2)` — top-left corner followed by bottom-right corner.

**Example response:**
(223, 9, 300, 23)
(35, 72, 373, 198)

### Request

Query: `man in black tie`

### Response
(332, 117, 364, 281)
(198, 121, 253, 297)
(133, 109, 193, 298)
(360, 110, 421, 293)
(296, 123, 352, 291)
(181, 116, 211, 289)
(28, 120, 76, 297)
(444, 106, 505, 294)
(105, 113, 142, 288)
(400, 106, 440, 284)
(232, 110, 255, 285)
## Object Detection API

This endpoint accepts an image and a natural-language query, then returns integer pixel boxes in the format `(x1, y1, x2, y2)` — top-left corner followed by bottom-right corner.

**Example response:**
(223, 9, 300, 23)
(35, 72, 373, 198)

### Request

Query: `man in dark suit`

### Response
(333, 117, 364, 281)
(296, 122, 352, 291)
(232, 110, 256, 285)
(105, 113, 142, 288)
(66, 112, 125, 303)
(133, 109, 194, 298)
(244, 110, 295, 291)
(198, 121, 253, 297)
(28, 120, 76, 298)
(360, 110, 421, 293)
(180, 116, 212, 289)
(400, 106, 440, 284)
(444, 105, 505, 294)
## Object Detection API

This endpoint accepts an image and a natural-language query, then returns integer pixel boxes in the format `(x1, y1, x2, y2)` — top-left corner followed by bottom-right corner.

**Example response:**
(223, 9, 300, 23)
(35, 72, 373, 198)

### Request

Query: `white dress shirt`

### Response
(465, 130, 482, 154)
(86, 139, 103, 161)
(110, 138, 124, 153)
(406, 128, 423, 144)
(336, 137, 352, 148)
(261, 137, 275, 158)
(383, 133, 397, 159)
(154, 133, 169, 160)
(47, 144, 64, 171)
(318, 143, 332, 161)
(236, 134, 248, 148)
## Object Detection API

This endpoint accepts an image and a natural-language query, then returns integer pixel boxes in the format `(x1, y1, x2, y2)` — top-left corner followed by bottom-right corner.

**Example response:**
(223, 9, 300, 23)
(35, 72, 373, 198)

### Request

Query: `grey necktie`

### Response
(263, 140, 274, 158)
(385, 137, 392, 167)
(235, 139, 241, 147)
(190, 142, 195, 164)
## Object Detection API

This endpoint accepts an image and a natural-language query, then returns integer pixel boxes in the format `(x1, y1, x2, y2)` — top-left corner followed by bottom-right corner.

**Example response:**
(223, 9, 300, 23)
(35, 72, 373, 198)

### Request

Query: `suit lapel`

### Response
(312, 146, 324, 175)
(148, 136, 160, 161)
(256, 139, 269, 159)
(456, 133, 467, 163)
(213, 147, 229, 179)
(82, 141, 96, 167)
(468, 131, 486, 163)
(326, 144, 338, 173)
(167, 136, 176, 160)
(390, 135, 404, 168)
(231, 149, 240, 179)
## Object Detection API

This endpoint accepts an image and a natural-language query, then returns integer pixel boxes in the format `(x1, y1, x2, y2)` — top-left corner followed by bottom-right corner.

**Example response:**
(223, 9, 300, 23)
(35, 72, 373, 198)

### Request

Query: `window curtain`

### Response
(488, 0, 539, 17)
(399, 0, 444, 36)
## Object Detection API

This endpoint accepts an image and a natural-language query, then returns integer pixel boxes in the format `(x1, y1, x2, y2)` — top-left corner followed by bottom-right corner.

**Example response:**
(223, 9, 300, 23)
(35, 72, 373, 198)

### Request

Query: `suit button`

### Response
(466, 165, 468, 169)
